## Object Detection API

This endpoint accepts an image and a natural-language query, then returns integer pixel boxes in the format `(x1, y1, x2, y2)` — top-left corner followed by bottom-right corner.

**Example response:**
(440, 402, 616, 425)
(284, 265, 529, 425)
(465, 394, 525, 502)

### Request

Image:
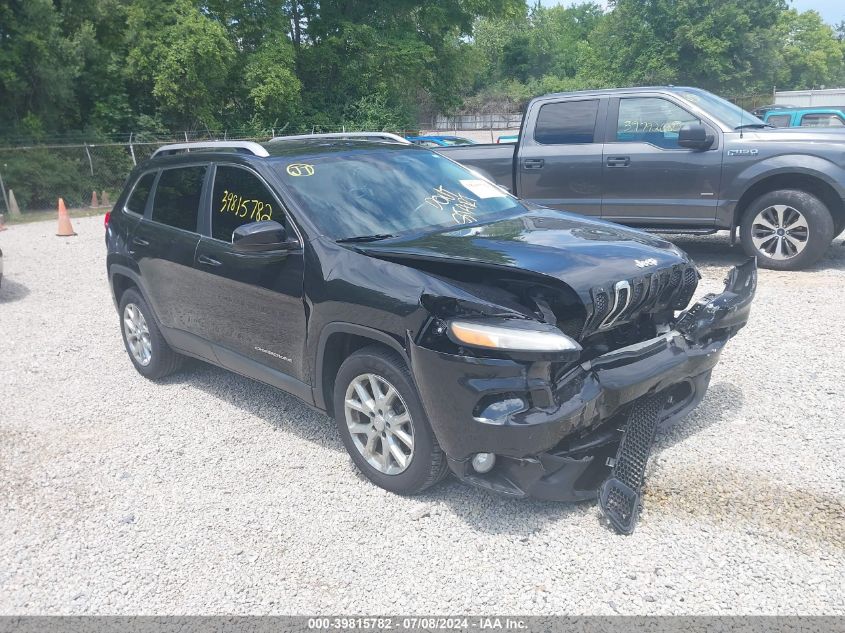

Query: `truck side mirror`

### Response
(678, 124, 714, 150)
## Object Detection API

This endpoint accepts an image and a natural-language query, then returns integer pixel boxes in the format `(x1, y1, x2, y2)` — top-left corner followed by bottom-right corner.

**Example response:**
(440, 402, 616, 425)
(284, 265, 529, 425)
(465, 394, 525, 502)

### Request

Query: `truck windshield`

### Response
(676, 89, 765, 130)
(275, 147, 524, 240)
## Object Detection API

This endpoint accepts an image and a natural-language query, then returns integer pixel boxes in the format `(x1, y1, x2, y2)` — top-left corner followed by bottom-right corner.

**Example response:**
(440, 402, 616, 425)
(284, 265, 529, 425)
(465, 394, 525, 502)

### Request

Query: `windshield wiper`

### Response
(734, 123, 775, 130)
(336, 233, 396, 243)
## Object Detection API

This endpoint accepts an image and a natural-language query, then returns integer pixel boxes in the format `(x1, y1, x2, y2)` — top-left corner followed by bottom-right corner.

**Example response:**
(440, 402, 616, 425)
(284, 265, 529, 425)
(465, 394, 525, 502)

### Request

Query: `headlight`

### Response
(447, 319, 581, 353)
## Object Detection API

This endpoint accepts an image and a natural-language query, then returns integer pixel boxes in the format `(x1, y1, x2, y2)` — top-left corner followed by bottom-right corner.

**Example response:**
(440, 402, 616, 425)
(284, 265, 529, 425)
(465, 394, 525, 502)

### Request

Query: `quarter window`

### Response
(125, 172, 156, 216)
(800, 113, 845, 127)
(151, 166, 206, 232)
(616, 98, 700, 149)
(211, 166, 278, 242)
(534, 100, 599, 144)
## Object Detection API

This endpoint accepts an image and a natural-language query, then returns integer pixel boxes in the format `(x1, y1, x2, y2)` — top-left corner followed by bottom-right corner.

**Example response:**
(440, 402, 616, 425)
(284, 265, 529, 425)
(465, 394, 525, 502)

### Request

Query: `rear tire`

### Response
(333, 345, 448, 495)
(119, 288, 182, 379)
(740, 189, 833, 270)
(834, 215, 845, 239)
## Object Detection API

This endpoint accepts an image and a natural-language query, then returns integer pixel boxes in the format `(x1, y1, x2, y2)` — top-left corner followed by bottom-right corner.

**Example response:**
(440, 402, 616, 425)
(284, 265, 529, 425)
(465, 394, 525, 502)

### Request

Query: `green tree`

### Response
(244, 36, 302, 127)
(584, 0, 786, 94)
(775, 10, 845, 89)
(0, 0, 82, 137)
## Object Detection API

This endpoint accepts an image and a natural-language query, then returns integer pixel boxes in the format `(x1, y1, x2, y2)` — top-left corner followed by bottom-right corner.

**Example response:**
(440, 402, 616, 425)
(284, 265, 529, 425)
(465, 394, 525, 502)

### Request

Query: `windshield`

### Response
(275, 147, 524, 239)
(675, 89, 765, 129)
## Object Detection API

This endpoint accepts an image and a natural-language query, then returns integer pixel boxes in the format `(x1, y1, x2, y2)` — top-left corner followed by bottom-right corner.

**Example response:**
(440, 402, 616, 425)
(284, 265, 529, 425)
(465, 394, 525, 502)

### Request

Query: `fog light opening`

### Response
(471, 452, 496, 474)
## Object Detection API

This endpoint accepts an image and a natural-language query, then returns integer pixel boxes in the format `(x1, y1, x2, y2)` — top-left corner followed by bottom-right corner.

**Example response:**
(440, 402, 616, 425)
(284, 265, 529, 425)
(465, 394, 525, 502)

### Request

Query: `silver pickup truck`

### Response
(438, 86, 845, 270)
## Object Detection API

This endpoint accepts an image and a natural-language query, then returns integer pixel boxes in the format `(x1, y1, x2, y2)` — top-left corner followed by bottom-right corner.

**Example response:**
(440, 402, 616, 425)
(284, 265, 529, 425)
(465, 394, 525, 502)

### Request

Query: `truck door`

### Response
(601, 95, 722, 227)
(516, 97, 606, 217)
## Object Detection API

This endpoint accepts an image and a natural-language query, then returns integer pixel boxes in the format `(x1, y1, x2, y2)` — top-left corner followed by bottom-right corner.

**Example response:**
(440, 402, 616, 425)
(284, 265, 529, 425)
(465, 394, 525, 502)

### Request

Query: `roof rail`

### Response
(269, 132, 412, 145)
(151, 141, 270, 159)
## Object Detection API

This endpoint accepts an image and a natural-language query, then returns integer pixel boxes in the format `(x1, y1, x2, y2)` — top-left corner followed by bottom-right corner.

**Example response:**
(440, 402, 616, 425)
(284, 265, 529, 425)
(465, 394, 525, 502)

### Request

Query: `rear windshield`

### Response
(274, 148, 524, 240)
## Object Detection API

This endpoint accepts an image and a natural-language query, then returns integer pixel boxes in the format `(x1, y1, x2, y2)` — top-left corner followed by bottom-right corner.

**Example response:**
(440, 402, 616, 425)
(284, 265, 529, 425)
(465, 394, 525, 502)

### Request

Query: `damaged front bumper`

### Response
(409, 258, 756, 502)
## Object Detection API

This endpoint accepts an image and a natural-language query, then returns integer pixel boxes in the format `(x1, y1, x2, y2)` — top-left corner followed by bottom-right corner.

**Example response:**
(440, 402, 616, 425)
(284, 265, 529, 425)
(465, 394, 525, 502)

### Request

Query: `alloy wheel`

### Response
(750, 204, 809, 260)
(344, 373, 415, 475)
(123, 303, 152, 366)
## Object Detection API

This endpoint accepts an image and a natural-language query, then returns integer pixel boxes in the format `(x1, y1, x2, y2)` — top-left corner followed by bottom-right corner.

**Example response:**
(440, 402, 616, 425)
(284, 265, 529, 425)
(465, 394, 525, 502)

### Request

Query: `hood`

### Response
(745, 127, 845, 143)
(354, 210, 689, 299)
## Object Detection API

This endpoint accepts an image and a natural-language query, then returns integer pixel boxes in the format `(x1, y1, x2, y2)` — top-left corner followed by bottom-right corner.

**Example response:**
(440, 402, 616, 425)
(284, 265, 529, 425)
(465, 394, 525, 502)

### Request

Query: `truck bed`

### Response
(436, 143, 516, 192)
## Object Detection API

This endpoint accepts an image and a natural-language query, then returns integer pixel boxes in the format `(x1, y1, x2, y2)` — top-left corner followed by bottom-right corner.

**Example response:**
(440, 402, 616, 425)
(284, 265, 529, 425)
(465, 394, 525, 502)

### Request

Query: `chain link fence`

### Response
(0, 127, 439, 216)
(0, 134, 280, 216)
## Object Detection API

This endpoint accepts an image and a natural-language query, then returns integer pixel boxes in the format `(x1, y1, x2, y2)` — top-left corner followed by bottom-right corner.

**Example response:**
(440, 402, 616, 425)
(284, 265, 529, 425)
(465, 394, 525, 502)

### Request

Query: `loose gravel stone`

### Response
(1, 217, 844, 615)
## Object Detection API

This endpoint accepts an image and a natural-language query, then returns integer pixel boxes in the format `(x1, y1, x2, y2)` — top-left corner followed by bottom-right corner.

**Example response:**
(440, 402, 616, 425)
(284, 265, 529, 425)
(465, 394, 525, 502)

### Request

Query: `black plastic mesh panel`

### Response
(593, 291, 610, 321)
(612, 394, 664, 489)
(673, 266, 699, 310)
(598, 393, 665, 534)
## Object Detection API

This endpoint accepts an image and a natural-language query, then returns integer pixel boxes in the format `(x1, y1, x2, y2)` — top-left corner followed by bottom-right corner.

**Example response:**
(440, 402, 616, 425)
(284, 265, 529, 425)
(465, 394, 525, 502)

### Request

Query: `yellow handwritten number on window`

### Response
(219, 190, 273, 221)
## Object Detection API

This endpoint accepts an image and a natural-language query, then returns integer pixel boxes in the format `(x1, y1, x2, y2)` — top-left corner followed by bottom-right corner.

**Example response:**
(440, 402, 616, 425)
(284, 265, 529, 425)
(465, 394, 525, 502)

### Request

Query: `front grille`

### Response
(585, 263, 699, 336)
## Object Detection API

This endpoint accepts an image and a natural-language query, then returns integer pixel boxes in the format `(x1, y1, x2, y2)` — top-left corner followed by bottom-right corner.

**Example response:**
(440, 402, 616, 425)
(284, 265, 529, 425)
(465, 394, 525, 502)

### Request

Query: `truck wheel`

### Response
(119, 288, 182, 379)
(333, 345, 449, 495)
(740, 189, 834, 270)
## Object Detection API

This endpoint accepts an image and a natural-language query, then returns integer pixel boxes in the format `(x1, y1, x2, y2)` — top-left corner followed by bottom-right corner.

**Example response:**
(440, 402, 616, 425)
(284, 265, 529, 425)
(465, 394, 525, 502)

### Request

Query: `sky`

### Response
(538, 0, 844, 26)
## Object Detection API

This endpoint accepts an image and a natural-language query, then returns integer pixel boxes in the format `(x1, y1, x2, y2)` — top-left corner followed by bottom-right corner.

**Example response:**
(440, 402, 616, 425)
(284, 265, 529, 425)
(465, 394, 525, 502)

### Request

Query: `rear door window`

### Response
(150, 166, 207, 232)
(533, 100, 600, 144)
(211, 165, 279, 242)
(616, 97, 700, 149)
(125, 172, 156, 216)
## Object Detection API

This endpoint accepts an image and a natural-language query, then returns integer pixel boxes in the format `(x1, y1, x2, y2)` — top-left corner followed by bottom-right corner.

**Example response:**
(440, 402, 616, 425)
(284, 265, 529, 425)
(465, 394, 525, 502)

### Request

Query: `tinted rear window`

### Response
(125, 172, 156, 215)
(151, 166, 206, 232)
(534, 100, 599, 144)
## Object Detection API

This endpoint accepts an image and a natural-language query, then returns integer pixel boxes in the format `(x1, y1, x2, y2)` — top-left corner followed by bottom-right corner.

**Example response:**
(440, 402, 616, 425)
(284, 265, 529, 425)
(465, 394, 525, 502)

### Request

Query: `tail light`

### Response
(104, 211, 111, 229)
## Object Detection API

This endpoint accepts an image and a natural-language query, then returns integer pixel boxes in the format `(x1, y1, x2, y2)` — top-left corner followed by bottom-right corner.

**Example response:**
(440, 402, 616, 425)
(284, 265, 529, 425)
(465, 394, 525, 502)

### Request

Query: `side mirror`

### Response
(678, 123, 714, 150)
(232, 220, 296, 252)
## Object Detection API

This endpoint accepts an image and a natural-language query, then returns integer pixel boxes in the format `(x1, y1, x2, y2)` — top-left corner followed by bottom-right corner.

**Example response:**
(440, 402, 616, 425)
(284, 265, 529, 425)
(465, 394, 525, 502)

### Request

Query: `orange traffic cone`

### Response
(90, 190, 99, 208)
(0, 213, 7, 231)
(56, 198, 77, 237)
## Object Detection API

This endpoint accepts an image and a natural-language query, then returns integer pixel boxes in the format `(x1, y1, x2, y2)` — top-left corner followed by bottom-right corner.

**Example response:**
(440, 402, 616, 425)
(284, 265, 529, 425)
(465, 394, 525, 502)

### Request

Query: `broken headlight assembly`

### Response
(447, 317, 582, 361)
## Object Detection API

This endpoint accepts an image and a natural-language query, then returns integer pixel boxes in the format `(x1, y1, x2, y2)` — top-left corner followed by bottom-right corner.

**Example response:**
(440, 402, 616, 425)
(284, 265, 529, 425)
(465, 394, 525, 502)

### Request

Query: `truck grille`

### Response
(584, 263, 699, 336)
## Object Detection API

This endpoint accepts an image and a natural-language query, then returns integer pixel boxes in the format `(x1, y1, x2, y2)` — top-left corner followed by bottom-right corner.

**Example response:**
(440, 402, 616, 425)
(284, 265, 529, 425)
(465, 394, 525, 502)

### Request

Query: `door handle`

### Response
(606, 156, 630, 167)
(197, 254, 222, 267)
(523, 158, 545, 169)
(132, 237, 150, 246)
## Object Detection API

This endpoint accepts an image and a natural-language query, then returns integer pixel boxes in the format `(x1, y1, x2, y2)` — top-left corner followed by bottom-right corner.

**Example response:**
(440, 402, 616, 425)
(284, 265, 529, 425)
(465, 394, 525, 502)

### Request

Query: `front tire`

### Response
(333, 345, 448, 495)
(119, 288, 182, 379)
(740, 189, 834, 270)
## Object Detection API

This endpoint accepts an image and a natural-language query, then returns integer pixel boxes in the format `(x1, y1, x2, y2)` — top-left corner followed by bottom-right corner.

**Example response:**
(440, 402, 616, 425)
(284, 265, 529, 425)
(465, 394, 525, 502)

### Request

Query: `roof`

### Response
(145, 137, 422, 164)
(533, 86, 703, 100)
(765, 106, 845, 113)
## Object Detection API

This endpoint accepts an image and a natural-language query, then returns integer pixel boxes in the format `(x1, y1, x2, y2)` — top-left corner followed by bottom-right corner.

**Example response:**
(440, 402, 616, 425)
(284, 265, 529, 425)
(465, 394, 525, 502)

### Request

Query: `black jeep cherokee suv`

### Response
(106, 138, 755, 520)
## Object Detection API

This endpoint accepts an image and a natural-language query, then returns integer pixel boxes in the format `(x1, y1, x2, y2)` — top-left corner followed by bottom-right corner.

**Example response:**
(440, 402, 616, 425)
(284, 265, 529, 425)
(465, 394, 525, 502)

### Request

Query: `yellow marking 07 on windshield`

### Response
(286, 163, 315, 177)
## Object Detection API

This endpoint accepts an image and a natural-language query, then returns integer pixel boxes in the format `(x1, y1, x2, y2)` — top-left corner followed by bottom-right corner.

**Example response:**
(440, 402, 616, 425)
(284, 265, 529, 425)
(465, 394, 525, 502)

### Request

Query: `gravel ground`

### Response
(1, 215, 844, 615)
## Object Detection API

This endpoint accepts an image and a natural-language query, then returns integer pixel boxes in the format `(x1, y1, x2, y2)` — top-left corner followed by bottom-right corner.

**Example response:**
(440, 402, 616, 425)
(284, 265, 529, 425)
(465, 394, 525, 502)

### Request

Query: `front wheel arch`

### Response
(315, 323, 411, 416)
(734, 172, 844, 236)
